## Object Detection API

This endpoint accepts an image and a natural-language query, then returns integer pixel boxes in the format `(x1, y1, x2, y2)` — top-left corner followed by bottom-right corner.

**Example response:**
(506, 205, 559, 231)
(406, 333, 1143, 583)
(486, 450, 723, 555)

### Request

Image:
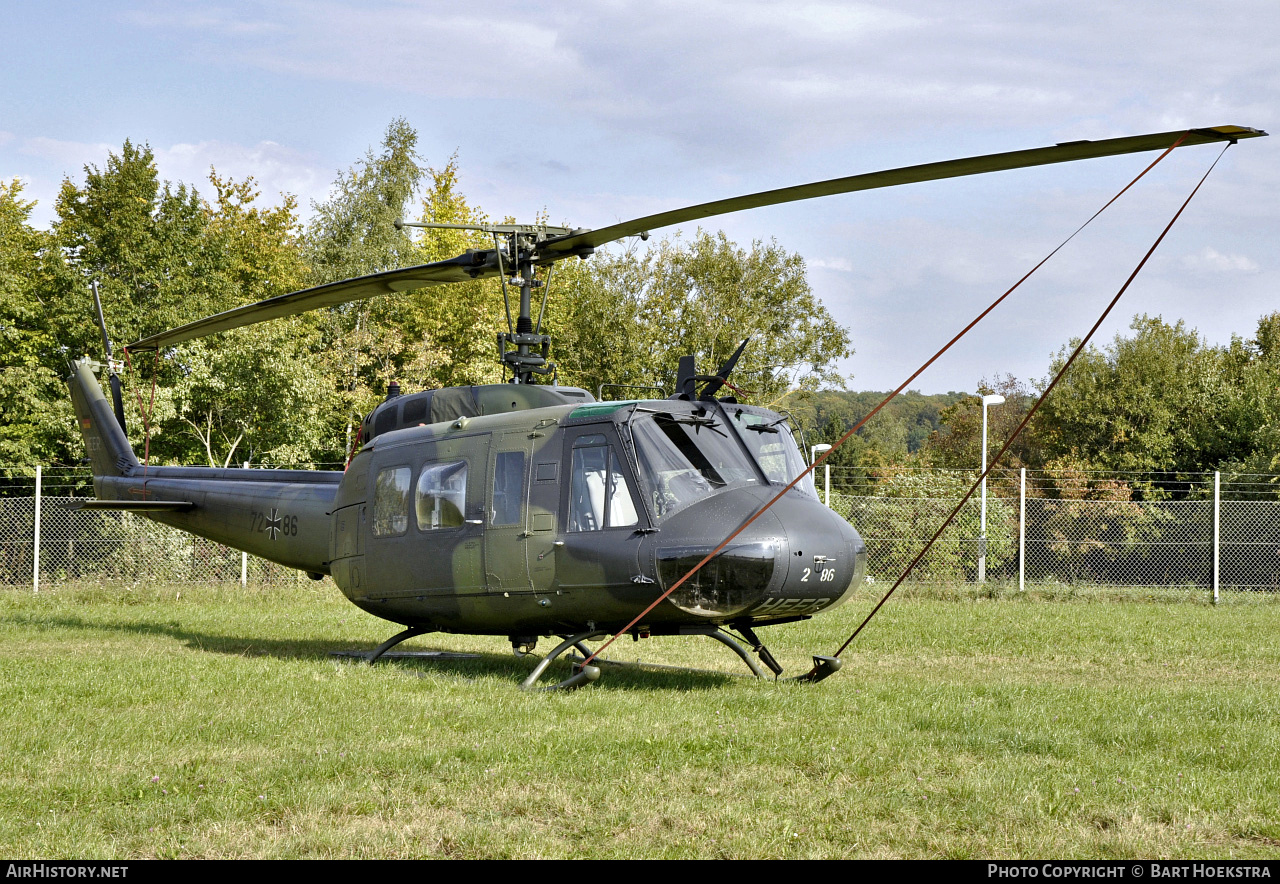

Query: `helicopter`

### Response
(66, 125, 1264, 690)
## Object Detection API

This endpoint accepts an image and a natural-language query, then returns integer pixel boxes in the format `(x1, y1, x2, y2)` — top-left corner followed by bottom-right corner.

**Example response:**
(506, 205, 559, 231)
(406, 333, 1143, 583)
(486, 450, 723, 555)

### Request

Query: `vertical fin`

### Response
(67, 360, 140, 478)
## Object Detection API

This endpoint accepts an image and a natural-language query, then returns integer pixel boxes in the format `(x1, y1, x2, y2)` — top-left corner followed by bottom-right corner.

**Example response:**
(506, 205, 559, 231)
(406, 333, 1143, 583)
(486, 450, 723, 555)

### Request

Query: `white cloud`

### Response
(810, 257, 855, 273)
(1181, 246, 1260, 274)
(20, 136, 116, 168)
(150, 140, 329, 211)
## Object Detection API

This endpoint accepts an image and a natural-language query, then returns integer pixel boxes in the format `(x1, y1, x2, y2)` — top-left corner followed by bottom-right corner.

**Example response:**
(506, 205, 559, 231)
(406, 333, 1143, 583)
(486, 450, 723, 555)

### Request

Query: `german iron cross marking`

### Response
(266, 509, 282, 540)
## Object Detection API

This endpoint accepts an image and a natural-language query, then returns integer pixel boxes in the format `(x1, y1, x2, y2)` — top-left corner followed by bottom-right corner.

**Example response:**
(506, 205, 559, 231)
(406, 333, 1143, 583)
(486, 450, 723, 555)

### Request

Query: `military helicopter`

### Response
(67, 125, 1264, 690)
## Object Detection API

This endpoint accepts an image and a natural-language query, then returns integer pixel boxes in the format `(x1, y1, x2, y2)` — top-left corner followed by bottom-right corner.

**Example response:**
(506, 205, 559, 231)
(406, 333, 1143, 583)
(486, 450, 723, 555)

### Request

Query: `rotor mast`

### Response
(397, 220, 576, 384)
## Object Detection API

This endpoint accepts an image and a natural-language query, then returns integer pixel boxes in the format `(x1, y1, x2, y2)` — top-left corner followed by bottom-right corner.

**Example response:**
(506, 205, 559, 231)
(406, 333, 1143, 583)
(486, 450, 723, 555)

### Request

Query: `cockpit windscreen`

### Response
(630, 410, 758, 522)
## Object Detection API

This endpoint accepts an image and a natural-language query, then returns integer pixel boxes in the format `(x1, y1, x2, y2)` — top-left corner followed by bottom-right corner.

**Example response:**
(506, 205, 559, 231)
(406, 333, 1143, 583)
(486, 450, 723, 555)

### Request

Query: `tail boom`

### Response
(67, 358, 340, 575)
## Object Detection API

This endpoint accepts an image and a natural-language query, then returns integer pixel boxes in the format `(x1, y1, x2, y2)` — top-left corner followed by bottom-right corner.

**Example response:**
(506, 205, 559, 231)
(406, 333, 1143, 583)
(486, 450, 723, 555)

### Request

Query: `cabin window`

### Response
(374, 406, 399, 437)
(568, 434, 639, 532)
(372, 466, 411, 536)
(492, 451, 526, 526)
(402, 397, 428, 425)
(415, 461, 468, 531)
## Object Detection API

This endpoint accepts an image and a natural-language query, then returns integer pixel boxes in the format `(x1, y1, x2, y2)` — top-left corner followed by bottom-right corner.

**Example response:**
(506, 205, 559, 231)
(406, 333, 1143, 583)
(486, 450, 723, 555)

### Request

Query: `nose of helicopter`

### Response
(653, 486, 865, 621)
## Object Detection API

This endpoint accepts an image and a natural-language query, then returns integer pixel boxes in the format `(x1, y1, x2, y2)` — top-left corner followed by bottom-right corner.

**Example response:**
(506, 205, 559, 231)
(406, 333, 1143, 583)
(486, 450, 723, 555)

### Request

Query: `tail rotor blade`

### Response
(92, 282, 128, 435)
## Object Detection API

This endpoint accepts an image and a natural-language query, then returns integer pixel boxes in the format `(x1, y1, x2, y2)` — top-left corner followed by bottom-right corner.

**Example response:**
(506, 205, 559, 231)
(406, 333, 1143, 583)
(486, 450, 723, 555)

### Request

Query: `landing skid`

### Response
(338, 624, 841, 690)
(517, 625, 842, 691)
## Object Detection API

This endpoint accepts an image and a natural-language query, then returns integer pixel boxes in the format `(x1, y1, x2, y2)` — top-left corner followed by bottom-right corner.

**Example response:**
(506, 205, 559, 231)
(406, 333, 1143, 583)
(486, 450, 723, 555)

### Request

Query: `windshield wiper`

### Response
(666, 414, 728, 437)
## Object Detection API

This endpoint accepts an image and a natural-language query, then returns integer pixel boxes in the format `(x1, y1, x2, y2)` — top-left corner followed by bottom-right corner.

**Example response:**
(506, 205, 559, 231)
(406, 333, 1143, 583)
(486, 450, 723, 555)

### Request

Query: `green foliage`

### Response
(1028, 314, 1280, 495)
(395, 156, 505, 389)
(52, 141, 237, 344)
(922, 375, 1039, 475)
(0, 180, 78, 469)
(790, 389, 969, 489)
(550, 230, 852, 404)
(301, 123, 507, 450)
(0, 139, 337, 469)
(165, 321, 332, 466)
(1216, 313, 1280, 493)
(303, 118, 423, 283)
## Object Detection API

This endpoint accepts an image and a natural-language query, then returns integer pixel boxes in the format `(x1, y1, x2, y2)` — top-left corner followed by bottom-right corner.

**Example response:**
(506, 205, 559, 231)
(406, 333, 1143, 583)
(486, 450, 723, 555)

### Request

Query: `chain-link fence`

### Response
(3, 464, 1278, 591)
(825, 468, 1280, 592)
(0, 466, 333, 588)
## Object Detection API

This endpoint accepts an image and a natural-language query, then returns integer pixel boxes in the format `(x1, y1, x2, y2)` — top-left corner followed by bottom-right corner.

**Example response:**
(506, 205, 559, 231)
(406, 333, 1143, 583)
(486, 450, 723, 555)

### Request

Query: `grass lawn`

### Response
(0, 581, 1276, 858)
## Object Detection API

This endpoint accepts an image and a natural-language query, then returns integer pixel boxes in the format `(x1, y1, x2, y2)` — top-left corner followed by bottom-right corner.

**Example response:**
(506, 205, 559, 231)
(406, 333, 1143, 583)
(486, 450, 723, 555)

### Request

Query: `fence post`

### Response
(1019, 467, 1026, 592)
(1213, 471, 1220, 604)
(33, 465, 42, 593)
(241, 461, 249, 587)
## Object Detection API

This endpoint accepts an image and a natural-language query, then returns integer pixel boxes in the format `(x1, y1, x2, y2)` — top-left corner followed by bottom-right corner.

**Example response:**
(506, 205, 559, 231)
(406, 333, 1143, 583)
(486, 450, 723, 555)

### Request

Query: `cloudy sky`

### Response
(3, 1, 1276, 393)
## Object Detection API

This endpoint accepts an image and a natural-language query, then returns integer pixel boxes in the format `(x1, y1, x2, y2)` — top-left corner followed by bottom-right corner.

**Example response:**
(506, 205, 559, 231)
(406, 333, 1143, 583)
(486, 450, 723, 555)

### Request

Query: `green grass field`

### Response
(0, 581, 1277, 859)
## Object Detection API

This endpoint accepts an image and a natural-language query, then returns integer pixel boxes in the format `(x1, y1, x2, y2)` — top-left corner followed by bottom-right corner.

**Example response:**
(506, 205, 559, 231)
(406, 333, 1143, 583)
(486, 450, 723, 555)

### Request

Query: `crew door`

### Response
(555, 427, 650, 595)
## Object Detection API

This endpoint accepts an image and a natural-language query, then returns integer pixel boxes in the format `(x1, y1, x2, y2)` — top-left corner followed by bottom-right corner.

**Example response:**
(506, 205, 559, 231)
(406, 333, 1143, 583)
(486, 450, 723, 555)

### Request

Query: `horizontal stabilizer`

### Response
(62, 500, 196, 512)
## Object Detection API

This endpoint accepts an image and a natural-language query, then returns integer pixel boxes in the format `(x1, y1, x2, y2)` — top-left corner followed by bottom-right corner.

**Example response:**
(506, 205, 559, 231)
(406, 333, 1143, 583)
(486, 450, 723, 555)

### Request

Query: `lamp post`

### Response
(978, 394, 1005, 582)
(811, 443, 832, 508)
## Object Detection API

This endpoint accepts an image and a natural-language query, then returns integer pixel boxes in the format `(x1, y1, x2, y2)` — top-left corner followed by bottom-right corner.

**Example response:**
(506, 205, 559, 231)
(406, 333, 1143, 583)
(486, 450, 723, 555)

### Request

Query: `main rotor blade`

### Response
(126, 253, 493, 351)
(542, 125, 1265, 255)
(127, 124, 1264, 351)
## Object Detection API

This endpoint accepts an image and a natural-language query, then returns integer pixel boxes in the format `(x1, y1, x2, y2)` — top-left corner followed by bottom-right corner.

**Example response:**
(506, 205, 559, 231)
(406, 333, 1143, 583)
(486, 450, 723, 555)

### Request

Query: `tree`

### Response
(395, 156, 506, 390)
(156, 174, 330, 466)
(1034, 316, 1227, 484)
(0, 179, 78, 470)
(303, 119, 429, 453)
(921, 374, 1040, 492)
(1218, 312, 1280, 494)
(167, 322, 330, 466)
(303, 118, 424, 284)
(549, 230, 852, 404)
(41, 141, 332, 467)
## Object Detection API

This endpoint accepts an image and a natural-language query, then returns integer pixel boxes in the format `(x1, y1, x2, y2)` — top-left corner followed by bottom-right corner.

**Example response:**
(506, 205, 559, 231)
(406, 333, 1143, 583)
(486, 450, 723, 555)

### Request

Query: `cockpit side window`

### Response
(567, 434, 639, 532)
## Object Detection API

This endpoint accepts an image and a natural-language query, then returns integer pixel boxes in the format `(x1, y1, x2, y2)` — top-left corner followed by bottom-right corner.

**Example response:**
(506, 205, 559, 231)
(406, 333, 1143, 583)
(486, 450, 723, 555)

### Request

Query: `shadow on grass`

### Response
(1, 610, 745, 691)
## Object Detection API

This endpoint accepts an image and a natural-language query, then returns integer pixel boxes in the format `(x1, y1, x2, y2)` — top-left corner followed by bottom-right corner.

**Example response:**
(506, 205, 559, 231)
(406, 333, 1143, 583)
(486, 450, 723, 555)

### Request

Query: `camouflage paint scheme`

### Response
(69, 360, 865, 641)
